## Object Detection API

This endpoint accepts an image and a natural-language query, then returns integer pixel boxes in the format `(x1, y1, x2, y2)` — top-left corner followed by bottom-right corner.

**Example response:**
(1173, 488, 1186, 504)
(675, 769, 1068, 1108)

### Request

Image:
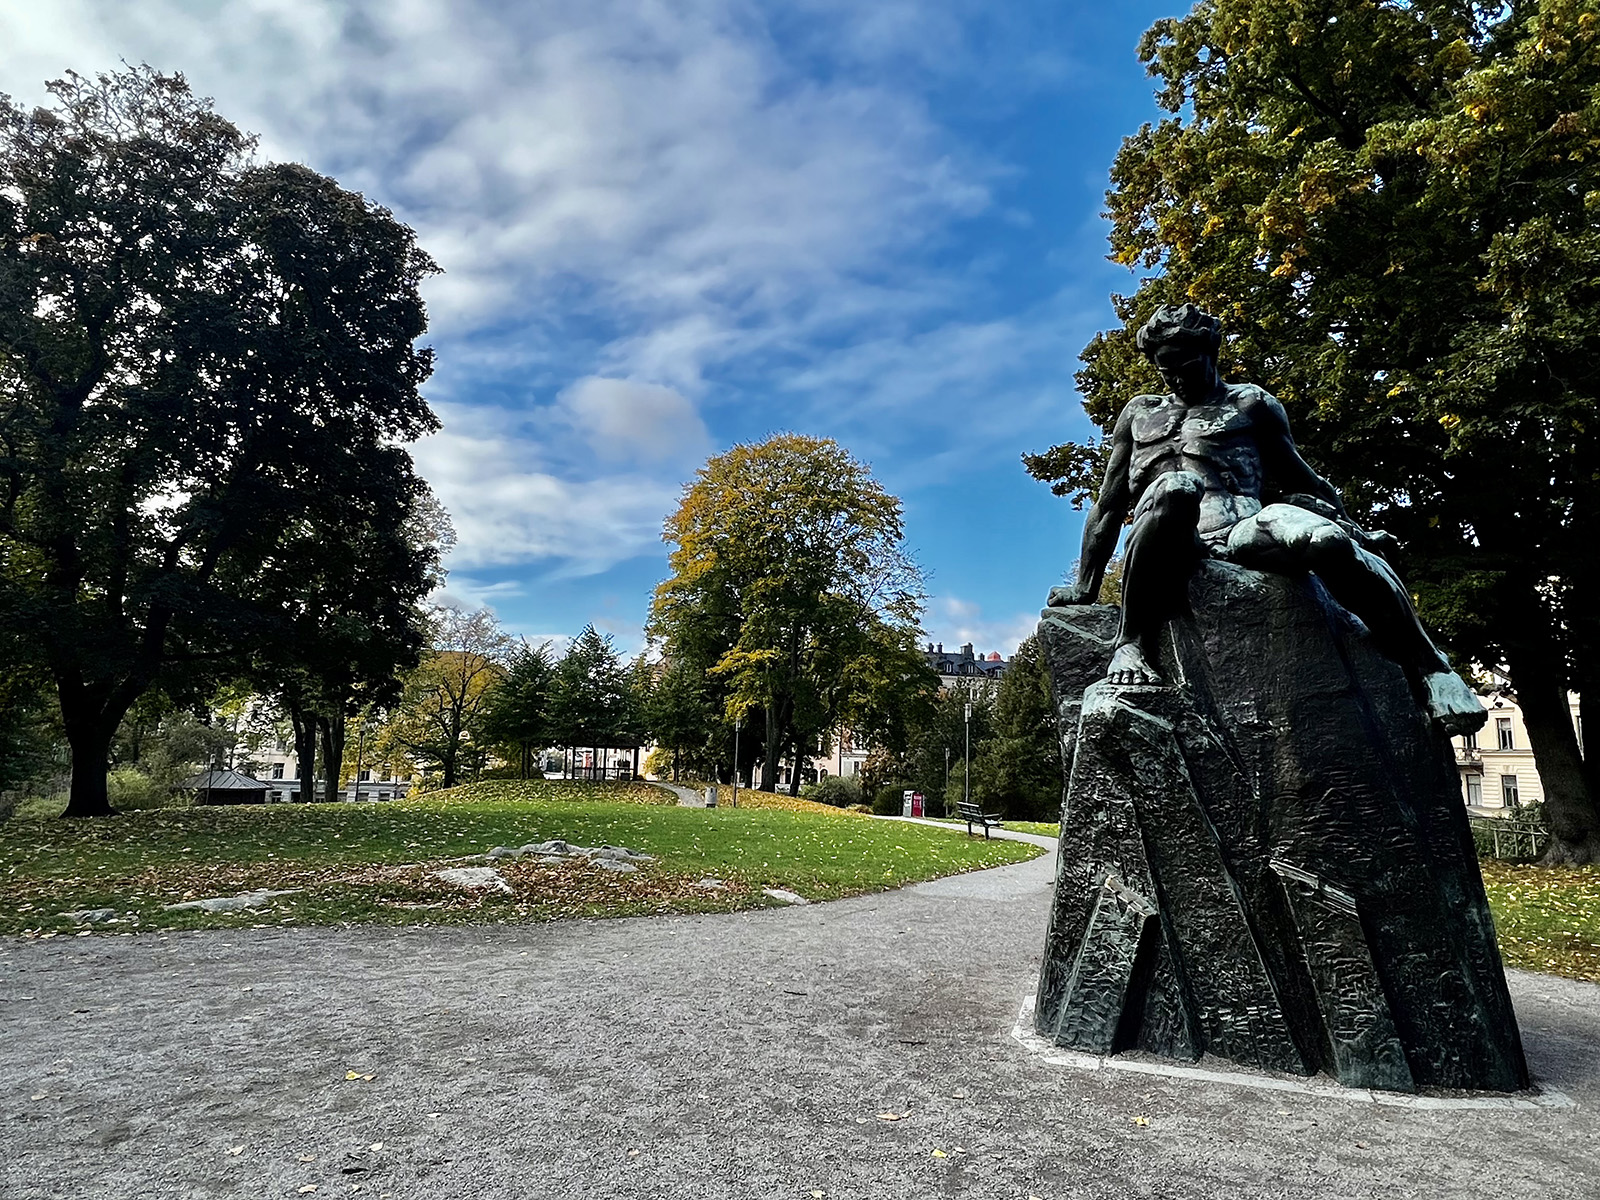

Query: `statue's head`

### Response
(1135, 303, 1222, 358)
(1136, 304, 1222, 404)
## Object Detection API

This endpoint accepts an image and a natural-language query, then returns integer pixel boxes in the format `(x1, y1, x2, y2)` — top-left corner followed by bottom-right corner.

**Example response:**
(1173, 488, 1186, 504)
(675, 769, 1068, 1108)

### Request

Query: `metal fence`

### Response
(1469, 814, 1550, 862)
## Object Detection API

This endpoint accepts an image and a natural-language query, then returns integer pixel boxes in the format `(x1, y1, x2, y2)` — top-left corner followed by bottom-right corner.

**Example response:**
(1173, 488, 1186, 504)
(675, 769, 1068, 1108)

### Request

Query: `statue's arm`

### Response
(1251, 391, 1349, 516)
(1049, 404, 1135, 605)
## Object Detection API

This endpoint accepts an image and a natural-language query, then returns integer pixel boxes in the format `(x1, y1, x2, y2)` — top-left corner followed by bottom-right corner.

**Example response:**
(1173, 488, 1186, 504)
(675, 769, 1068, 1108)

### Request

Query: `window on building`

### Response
(272, 762, 284, 779)
(1465, 775, 1482, 807)
(359, 769, 371, 782)
(1501, 774, 1520, 808)
(1462, 730, 1477, 750)
(1496, 718, 1514, 750)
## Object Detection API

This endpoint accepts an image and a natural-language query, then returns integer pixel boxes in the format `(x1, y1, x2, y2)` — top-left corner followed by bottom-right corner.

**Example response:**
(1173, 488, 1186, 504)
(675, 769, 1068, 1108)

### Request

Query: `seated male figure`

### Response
(1048, 303, 1483, 734)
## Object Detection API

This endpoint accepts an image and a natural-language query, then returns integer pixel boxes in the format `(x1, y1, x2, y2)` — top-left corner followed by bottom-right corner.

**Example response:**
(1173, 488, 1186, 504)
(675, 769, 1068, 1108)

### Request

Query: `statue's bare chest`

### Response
(1128, 397, 1262, 489)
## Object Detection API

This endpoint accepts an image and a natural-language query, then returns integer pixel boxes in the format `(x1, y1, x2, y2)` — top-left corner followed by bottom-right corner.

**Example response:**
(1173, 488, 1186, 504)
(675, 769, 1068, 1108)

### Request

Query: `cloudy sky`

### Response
(1, 0, 1175, 655)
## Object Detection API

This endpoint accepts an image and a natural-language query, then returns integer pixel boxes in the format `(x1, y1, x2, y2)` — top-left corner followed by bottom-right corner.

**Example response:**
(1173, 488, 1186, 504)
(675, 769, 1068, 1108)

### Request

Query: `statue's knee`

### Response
(1147, 471, 1203, 516)
(1305, 523, 1355, 570)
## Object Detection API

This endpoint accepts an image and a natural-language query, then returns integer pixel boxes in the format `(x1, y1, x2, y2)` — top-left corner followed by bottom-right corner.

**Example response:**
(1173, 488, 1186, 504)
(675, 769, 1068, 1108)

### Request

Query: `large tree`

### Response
(549, 624, 642, 777)
(0, 67, 439, 816)
(1026, 1, 1600, 862)
(970, 637, 1061, 822)
(479, 640, 556, 780)
(380, 606, 512, 791)
(650, 434, 930, 794)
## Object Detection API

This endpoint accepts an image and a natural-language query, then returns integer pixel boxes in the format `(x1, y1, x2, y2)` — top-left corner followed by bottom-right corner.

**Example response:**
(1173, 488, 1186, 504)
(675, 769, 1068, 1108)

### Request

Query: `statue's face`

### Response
(1151, 343, 1217, 404)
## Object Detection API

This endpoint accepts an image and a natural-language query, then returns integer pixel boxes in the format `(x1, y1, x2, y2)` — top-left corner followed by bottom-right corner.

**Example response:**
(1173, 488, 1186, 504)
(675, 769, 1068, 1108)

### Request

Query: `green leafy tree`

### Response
(970, 637, 1062, 821)
(479, 641, 556, 780)
(0, 67, 439, 817)
(1025, 1, 1600, 862)
(379, 607, 512, 790)
(651, 434, 930, 795)
(550, 624, 639, 776)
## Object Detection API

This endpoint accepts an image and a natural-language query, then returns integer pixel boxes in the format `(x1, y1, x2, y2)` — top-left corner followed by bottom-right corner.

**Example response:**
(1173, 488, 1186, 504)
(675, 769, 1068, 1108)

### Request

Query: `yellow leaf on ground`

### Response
(1132, 1115, 1151, 1127)
(876, 1111, 908, 1121)
(931, 1148, 948, 1158)
(346, 1070, 361, 1080)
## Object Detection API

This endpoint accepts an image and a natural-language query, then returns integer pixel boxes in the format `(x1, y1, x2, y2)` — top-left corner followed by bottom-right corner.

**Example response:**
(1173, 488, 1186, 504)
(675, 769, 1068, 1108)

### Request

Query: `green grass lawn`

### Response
(1480, 859, 1600, 982)
(925, 815, 1061, 839)
(1, 779, 1038, 937)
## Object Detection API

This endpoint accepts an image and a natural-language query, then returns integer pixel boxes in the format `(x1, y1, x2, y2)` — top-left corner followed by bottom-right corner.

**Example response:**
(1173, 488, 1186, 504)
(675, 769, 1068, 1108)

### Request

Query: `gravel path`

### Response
(3, 827, 1597, 1199)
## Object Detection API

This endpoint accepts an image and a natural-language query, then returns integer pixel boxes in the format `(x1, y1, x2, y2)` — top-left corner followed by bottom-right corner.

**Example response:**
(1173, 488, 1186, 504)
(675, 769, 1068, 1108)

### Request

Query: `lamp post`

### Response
(733, 715, 743, 809)
(963, 701, 972, 809)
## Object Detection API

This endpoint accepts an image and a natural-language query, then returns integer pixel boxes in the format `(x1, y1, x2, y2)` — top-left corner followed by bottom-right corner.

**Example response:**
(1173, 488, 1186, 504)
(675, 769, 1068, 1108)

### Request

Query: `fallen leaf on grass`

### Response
(876, 1111, 909, 1122)
(298, 1188, 318, 1195)
(30, 1093, 45, 1101)
(225, 1146, 243, 1156)
(931, 1148, 948, 1158)
(370, 1142, 384, 1151)
(1132, 1115, 1151, 1127)
(298, 1154, 316, 1162)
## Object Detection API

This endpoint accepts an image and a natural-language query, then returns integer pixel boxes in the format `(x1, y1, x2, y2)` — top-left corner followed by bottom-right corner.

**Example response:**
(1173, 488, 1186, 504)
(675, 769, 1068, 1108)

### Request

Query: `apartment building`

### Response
(1451, 688, 1582, 814)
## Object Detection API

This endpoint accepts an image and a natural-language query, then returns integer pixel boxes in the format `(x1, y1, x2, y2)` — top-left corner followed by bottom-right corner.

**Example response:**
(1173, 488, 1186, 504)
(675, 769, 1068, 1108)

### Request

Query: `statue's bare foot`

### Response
(1423, 670, 1486, 736)
(1107, 643, 1163, 686)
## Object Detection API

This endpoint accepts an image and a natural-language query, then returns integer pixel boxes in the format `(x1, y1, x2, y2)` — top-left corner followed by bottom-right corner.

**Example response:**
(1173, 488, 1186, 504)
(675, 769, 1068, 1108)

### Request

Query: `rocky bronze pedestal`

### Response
(1034, 560, 1528, 1093)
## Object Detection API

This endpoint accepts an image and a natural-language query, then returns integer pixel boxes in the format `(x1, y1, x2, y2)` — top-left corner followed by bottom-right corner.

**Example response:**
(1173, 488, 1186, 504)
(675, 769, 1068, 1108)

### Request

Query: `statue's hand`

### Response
(1354, 527, 1400, 559)
(1047, 581, 1098, 607)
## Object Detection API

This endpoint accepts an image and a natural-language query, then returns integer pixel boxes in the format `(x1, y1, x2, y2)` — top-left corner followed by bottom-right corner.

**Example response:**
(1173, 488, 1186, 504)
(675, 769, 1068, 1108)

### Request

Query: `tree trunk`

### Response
(442, 751, 458, 790)
(319, 716, 346, 803)
(1506, 641, 1600, 864)
(62, 720, 116, 818)
(285, 700, 317, 803)
(786, 730, 803, 796)
(761, 705, 780, 792)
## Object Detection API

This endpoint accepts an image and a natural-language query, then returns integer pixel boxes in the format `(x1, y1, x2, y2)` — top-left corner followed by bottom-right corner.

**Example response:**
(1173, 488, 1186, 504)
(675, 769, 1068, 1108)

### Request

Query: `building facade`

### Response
(249, 742, 415, 804)
(1451, 687, 1583, 815)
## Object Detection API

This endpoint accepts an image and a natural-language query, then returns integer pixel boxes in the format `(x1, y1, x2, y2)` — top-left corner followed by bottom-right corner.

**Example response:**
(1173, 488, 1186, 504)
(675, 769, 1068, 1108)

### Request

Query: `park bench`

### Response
(956, 800, 1002, 839)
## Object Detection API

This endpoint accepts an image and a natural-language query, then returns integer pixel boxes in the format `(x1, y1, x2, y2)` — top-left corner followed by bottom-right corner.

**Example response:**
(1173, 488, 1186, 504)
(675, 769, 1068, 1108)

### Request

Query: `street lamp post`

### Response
(963, 701, 972, 809)
(733, 715, 743, 809)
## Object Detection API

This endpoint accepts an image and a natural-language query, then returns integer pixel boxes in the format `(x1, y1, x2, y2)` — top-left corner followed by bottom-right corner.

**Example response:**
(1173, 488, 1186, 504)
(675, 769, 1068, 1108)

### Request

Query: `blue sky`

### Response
(1, 0, 1177, 656)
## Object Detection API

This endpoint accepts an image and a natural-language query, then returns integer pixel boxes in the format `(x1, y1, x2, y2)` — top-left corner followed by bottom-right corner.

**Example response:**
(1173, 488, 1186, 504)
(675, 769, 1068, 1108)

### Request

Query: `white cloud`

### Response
(555, 377, 710, 466)
(924, 595, 1038, 657)
(0, 1, 1075, 576)
(410, 401, 685, 576)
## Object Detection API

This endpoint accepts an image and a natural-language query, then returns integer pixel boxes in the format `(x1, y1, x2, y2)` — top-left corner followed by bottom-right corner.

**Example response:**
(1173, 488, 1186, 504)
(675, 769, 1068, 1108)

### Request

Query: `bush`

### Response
(108, 767, 180, 810)
(803, 775, 862, 808)
(872, 782, 909, 816)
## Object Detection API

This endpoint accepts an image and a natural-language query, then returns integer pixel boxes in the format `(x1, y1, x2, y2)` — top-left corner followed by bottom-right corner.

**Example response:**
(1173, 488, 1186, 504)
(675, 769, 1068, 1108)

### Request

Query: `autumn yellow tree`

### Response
(650, 434, 935, 793)
(377, 606, 511, 789)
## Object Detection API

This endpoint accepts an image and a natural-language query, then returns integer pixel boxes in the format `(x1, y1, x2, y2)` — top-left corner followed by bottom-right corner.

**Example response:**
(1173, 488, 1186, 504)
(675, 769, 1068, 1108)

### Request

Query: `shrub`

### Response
(108, 767, 177, 810)
(872, 782, 909, 816)
(803, 775, 862, 808)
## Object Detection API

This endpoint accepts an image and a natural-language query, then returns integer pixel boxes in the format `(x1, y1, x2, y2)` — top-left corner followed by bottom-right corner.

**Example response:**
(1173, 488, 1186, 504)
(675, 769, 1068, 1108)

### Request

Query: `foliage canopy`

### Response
(1025, 0, 1600, 860)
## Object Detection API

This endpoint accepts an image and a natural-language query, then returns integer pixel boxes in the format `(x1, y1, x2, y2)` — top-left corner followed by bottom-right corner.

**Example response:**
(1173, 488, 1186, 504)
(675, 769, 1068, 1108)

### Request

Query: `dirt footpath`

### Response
(3, 833, 1598, 1200)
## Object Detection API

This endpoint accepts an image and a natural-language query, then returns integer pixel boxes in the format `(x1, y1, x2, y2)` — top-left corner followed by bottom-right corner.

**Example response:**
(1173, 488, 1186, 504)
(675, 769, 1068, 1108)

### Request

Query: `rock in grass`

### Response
(524, 840, 572, 857)
(433, 866, 513, 894)
(58, 908, 119, 925)
(594, 859, 638, 874)
(695, 878, 725, 890)
(164, 889, 300, 913)
(588, 845, 654, 863)
(762, 888, 808, 906)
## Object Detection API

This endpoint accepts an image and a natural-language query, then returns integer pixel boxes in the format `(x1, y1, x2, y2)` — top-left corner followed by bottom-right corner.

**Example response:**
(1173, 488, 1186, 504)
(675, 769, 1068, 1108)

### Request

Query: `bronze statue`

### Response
(1032, 304, 1525, 1093)
(1047, 303, 1481, 733)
